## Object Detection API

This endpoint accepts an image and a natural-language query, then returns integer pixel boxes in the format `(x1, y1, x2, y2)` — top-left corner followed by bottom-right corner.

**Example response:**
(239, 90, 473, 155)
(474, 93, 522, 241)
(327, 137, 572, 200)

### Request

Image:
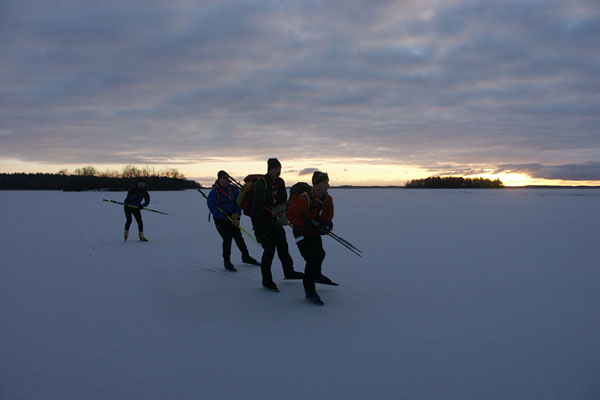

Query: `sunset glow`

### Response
(3, 157, 599, 188)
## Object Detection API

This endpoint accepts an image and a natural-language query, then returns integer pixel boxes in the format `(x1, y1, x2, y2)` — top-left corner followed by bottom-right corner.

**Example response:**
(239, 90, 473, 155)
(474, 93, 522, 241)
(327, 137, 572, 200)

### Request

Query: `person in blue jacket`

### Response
(124, 179, 150, 241)
(207, 170, 260, 271)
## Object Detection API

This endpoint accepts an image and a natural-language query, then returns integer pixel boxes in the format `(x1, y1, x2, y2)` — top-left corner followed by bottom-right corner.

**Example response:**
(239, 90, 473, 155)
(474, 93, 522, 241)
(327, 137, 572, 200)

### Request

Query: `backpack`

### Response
(289, 181, 331, 220)
(237, 174, 266, 216)
(289, 182, 312, 198)
(288, 182, 312, 208)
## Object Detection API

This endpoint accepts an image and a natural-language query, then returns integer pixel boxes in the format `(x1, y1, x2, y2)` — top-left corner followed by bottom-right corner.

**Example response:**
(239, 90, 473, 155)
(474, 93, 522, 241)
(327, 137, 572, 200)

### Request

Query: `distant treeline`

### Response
(405, 176, 504, 189)
(0, 173, 200, 191)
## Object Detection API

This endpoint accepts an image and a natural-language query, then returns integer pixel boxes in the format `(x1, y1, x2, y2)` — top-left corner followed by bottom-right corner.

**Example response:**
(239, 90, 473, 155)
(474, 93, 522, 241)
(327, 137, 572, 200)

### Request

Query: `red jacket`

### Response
(288, 191, 334, 236)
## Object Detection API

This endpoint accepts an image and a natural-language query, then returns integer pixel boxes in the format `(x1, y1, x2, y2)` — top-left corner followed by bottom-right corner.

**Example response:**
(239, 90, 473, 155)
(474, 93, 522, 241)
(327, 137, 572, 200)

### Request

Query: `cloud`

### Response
(0, 0, 599, 175)
(298, 168, 319, 175)
(494, 162, 600, 181)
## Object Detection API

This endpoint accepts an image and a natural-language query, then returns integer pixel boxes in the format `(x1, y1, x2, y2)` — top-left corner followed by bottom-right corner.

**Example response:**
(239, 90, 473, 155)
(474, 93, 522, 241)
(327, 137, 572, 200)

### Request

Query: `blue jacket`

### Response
(207, 184, 242, 220)
(124, 187, 150, 207)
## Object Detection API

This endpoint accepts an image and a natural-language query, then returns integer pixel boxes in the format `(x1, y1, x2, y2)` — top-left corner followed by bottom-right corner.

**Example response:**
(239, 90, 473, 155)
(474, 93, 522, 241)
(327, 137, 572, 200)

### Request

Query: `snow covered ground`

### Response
(1, 188, 599, 399)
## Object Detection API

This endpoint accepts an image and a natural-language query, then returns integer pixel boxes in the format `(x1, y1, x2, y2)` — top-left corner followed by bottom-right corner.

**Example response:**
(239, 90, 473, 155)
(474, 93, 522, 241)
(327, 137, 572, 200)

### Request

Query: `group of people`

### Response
(122, 157, 337, 304)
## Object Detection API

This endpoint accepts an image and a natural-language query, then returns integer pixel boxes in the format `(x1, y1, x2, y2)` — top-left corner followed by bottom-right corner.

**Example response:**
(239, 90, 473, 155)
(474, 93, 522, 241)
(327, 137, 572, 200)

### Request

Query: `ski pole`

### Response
(266, 204, 362, 257)
(227, 175, 362, 257)
(329, 231, 362, 253)
(102, 199, 168, 215)
(327, 232, 362, 257)
(197, 188, 258, 244)
(225, 175, 244, 190)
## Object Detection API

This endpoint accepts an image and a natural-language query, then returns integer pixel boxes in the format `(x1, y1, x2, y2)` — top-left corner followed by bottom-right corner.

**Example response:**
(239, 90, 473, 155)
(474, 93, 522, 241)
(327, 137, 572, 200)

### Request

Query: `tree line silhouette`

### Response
(405, 176, 504, 189)
(0, 165, 199, 191)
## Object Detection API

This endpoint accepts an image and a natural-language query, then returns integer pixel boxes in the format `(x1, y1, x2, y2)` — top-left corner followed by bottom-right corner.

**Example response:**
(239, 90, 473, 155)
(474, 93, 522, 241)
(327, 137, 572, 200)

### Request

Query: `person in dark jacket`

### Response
(251, 158, 304, 291)
(287, 171, 336, 304)
(124, 179, 150, 241)
(207, 170, 260, 271)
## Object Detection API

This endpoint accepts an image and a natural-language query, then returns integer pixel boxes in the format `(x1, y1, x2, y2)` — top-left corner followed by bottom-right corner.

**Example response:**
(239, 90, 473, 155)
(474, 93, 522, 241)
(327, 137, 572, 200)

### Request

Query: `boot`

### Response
(224, 259, 237, 272)
(262, 280, 279, 292)
(124, 230, 129, 241)
(305, 291, 324, 305)
(315, 274, 339, 286)
(284, 270, 305, 280)
(139, 232, 148, 242)
(242, 255, 260, 265)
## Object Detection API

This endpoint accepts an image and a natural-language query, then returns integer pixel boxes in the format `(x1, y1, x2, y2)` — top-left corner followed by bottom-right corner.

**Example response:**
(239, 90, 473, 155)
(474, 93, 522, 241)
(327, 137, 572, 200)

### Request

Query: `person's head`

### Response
(217, 170, 229, 187)
(137, 179, 146, 189)
(267, 158, 282, 179)
(312, 171, 329, 196)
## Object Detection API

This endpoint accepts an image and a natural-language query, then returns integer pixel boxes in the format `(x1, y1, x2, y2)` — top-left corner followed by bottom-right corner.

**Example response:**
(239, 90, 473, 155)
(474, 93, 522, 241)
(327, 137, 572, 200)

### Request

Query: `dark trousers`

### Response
(254, 222, 294, 283)
(296, 234, 326, 294)
(214, 218, 250, 261)
(124, 206, 143, 231)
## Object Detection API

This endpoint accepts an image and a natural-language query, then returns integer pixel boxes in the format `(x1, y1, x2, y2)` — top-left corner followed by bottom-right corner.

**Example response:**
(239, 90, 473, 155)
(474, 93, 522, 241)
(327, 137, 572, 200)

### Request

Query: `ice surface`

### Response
(1, 189, 599, 399)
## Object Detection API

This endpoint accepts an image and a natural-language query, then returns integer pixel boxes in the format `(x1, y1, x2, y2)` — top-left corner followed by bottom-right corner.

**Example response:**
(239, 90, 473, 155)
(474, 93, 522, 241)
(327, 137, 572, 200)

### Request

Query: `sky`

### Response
(1, 0, 599, 186)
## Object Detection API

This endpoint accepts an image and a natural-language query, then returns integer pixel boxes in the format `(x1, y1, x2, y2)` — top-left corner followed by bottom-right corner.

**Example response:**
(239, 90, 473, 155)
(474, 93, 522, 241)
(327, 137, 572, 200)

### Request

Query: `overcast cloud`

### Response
(1, 0, 599, 180)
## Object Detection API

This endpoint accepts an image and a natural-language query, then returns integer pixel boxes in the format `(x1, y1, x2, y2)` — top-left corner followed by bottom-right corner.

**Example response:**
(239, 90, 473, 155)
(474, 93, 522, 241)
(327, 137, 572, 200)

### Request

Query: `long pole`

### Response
(197, 188, 258, 244)
(262, 197, 362, 257)
(102, 199, 168, 215)
(328, 231, 362, 254)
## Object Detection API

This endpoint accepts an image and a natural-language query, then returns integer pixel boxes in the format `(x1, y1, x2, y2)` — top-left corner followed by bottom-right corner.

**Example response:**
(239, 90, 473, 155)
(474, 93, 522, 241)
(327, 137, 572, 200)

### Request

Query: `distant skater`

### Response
(207, 170, 260, 271)
(251, 158, 304, 291)
(287, 171, 336, 305)
(124, 179, 150, 241)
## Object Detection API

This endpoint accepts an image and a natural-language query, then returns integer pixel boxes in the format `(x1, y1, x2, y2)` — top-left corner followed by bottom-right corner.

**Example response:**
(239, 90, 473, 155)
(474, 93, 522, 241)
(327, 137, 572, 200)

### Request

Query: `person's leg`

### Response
(231, 226, 248, 256)
(132, 209, 147, 241)
(314, 235, 330, 282)
(215, 220, 235, 270)
(257, 226, 276, 287)
(233, 228, 259, 265)
(215, 220, 233, 259)
(124, 206, 133, 230)
(124, 206, 133, 240)
(297, 235, 320, 298)
(273, 226, 303, 279)
(133, 209, 144, 232)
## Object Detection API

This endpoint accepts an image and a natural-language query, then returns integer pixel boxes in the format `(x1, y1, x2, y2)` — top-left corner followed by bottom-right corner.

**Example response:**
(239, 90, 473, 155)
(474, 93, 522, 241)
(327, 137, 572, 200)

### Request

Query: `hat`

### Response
(267, 158, 282, 171)
(312, 171, 329, 185)
(217, 170, 228, 179)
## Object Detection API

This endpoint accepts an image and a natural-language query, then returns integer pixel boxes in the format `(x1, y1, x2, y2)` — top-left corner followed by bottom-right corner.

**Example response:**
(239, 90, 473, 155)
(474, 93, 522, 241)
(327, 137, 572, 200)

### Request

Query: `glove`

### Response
(302, 215, 320, 233)
(231, 213, 240, 227)
(138, 205, 144, 210)
(318, 220, 333, 235)
(273, 204, 288, 227)
(275, 212, 288, 227)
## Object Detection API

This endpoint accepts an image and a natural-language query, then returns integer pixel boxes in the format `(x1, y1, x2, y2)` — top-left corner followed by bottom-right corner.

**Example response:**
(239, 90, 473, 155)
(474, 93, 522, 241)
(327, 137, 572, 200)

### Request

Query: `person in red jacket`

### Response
(287, 171, 337, 304)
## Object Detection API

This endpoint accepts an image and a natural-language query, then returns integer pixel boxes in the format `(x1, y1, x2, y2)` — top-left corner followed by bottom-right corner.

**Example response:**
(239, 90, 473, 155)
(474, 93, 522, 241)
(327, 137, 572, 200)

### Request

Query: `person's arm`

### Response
(232, 186, 243, 215)
(207, 189, 223, 218)
(287, 195, 307, 227)
(321, 194, 334, 222)
(277, 178, 288, 204)
(142, 190, 150, 207)
(288, 195, 319, 234)
(317, 195, 334, 234)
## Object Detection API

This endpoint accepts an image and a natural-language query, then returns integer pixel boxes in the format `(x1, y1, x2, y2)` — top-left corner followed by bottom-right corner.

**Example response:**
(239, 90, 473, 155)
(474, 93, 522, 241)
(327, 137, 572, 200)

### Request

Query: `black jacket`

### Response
(251, 174, 286, 224)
